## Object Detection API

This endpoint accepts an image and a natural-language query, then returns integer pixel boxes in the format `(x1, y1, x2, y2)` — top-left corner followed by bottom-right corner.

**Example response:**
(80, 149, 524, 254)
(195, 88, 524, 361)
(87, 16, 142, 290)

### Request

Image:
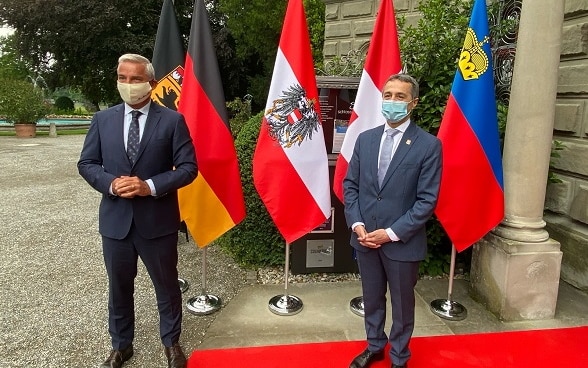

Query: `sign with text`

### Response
(317, 77, 359, 154)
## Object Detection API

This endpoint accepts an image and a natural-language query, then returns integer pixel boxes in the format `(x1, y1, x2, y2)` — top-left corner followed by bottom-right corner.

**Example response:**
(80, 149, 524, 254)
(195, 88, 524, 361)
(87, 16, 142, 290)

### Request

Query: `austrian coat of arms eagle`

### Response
(264, 84, 320, 148)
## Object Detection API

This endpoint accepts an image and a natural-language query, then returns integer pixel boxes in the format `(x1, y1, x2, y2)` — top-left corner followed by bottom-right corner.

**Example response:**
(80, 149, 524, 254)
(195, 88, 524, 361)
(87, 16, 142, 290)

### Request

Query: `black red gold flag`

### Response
(177, 0, 246, 246)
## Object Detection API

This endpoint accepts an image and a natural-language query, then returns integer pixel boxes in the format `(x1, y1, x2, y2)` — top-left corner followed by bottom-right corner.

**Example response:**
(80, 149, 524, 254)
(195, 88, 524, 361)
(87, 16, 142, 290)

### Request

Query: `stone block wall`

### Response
(546, 0, 588, 290)
(323, 0, 421, 59)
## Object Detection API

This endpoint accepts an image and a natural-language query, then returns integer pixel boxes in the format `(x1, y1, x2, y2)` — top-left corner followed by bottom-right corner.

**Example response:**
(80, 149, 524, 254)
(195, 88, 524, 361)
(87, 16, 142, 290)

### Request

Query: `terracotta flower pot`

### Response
(14, 123, 37, 138)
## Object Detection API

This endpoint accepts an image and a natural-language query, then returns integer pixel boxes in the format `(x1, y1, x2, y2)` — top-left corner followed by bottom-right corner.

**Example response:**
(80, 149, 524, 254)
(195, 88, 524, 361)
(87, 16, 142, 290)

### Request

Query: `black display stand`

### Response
(291, 158, 359, 274)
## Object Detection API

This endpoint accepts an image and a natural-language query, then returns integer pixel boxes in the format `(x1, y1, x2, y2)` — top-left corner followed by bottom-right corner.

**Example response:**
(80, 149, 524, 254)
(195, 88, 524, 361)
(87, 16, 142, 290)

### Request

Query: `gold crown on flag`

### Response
(458, 28, 490, 81)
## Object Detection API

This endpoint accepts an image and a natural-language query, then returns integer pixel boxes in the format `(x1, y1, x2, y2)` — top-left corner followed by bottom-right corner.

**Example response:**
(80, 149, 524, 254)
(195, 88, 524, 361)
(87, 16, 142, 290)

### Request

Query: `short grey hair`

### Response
(118, 53, 155, 81)
(383, 73, 419, 99)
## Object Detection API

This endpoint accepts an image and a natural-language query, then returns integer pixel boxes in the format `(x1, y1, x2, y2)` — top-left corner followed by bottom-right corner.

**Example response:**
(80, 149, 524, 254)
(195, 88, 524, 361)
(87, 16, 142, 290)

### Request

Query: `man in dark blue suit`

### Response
(78, 53, 197, 368)
(344, 74, 442, 368)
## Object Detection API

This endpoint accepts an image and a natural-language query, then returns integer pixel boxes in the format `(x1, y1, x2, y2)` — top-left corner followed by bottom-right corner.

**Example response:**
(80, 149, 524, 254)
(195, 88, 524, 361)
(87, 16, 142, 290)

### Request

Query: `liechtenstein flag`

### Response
(435, 0, 504, 252)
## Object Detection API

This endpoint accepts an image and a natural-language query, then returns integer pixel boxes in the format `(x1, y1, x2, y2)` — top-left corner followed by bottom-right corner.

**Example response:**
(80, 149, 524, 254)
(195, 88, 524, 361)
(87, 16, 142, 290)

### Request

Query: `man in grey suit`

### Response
(344, 74, 442, 368)
(78, 54, 197, 368)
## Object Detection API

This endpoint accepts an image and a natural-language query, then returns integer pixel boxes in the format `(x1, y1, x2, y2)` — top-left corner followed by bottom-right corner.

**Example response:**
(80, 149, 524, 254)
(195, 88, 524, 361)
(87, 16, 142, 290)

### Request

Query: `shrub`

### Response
(226, 97, 252, 139)
(54, 96, 75, 112)
(216, 112, 285, 268)
(0, 78, 49, 124)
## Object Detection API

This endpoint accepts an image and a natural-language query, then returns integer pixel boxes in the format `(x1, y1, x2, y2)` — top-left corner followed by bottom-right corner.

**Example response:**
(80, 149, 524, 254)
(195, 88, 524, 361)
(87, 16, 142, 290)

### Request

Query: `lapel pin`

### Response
(406, 139, 412, 145)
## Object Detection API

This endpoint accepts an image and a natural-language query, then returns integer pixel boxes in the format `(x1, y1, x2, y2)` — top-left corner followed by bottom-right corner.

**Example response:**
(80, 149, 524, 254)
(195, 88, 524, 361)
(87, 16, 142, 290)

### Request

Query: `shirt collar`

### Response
(385, 119, 411, 134)
(124, 101, 151, 116)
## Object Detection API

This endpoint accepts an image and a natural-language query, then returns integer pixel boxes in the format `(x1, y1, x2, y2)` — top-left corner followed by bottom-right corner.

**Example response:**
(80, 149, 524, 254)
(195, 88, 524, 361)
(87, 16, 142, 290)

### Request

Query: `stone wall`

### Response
(323, 0, 588, 290)
(545, 0, 588, 290)
(323, 0, 421, 59)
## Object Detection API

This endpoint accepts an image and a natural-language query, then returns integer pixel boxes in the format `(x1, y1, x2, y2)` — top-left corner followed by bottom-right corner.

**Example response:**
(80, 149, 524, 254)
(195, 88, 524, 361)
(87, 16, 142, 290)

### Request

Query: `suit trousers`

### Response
(356, 248, 419, 366)
(102, 224, 182, 349)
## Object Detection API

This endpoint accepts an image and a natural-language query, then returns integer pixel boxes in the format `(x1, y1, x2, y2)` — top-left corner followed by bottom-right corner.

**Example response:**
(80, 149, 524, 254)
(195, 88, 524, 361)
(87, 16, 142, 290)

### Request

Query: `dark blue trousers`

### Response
(102, 226, 181, 349)
(357, 249, 419, 366)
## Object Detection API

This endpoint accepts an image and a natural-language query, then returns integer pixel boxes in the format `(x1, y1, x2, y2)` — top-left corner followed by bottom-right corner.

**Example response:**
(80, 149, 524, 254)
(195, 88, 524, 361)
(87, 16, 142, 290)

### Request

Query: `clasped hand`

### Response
(355, 226, 390, 249)
(112, 176, 148, 198)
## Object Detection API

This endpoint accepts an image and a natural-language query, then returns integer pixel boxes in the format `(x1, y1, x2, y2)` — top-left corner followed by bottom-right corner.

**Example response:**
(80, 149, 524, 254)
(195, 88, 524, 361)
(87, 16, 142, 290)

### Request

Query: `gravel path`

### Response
(0, 134, 359, 367)
(0, 135, 251, 367)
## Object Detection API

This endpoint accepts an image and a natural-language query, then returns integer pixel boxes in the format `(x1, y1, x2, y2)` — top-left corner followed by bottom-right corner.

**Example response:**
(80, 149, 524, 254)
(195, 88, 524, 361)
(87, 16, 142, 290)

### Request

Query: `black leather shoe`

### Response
(100, 344, 133, 368)
(164, 342, 187, 368)
(350, 348, 384, 368)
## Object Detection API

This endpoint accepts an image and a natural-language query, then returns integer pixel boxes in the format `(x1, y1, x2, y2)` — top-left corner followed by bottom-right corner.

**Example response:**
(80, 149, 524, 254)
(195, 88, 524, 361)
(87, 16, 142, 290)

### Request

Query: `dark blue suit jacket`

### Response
(343, 122, 442, 261)
(78, 102, 197, 240)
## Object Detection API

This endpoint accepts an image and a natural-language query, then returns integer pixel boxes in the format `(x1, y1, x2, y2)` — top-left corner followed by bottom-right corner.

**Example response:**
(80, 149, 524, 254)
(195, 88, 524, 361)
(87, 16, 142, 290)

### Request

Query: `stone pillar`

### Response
(49, 122, 57, 138)
(470, 0, 565, 320)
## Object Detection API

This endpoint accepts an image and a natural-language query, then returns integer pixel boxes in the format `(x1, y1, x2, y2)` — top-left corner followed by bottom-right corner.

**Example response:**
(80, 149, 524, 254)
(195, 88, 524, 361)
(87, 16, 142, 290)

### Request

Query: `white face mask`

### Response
(117, 81, 152, 105)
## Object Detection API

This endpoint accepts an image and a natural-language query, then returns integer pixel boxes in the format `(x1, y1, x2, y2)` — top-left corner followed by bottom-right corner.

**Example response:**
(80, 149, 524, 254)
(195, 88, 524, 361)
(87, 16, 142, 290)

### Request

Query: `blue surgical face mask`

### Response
(382, 100, 411, 122)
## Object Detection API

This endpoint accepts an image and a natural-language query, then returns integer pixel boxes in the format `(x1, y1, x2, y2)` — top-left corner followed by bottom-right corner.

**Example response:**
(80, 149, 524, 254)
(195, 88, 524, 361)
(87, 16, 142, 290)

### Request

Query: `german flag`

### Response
(177, 0, 246, 247)
(151, 0, 184, 110)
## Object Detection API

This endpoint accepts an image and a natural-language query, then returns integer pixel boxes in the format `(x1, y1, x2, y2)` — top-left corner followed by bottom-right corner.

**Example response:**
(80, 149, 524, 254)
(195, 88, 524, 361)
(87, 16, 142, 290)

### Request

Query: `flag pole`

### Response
(429, 244, 467, 320)
(268, 242, 303, 316)
(186, 246, 222, 315)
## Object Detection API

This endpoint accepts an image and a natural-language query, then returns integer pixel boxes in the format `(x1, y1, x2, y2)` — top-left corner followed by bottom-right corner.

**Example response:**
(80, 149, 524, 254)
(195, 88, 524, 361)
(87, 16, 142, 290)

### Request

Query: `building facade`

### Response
(323, 0, 588, 291)
(546, 0, 588, 291)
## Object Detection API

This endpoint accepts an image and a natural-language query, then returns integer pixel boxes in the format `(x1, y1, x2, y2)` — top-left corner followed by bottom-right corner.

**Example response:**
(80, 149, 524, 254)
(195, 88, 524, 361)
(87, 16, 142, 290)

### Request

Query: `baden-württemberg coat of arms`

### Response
(265, 84, 320, 148)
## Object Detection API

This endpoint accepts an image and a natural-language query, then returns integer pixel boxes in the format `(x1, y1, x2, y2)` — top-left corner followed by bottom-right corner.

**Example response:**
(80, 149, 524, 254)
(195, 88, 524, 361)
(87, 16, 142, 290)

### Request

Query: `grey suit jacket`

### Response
(343, 122, 442, 261)
(78, 102, 197, 240)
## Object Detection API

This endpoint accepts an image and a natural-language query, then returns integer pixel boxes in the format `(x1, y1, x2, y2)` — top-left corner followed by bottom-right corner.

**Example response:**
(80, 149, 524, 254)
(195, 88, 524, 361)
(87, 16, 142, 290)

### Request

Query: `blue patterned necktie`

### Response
(127, 110, 141, 165)
(377, 128, 399, 187)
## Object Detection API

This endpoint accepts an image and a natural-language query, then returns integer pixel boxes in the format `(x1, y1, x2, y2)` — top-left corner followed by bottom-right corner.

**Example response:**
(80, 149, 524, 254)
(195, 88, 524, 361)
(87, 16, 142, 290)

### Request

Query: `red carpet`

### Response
(188, 326, 588, 367)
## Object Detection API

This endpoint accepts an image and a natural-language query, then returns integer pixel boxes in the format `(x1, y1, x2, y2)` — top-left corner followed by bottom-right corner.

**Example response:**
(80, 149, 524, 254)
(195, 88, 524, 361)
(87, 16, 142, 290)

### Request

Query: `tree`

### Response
(0, 35, 29, 80)
(0, 0, 195, 109)
(217, 0, 324, 110)
(305, 0, 325, 66)
(0, 0, 325, 111)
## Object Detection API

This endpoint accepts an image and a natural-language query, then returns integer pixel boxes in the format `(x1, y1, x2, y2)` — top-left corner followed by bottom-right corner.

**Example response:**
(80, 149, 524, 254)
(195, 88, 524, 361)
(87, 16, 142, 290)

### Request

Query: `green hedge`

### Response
(216, 112, 285, 268)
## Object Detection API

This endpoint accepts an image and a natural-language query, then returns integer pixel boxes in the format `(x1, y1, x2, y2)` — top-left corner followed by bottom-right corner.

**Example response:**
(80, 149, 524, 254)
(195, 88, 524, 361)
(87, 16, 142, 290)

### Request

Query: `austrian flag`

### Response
(253, 0, 331, 244)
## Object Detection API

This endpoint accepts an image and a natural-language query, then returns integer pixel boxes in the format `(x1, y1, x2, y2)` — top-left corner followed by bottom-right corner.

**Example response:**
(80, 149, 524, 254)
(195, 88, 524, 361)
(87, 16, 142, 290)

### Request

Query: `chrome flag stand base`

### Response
(268, 294, 303, 316)
(178, 278, 189, 294)
(349, 296, 365, 317)
(187, 294, 222, 315)
(430, 298, 467, 321)
(186, 247, 222, 316)
(269, 242, 303, 316)
(430, 245, 468, 321)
